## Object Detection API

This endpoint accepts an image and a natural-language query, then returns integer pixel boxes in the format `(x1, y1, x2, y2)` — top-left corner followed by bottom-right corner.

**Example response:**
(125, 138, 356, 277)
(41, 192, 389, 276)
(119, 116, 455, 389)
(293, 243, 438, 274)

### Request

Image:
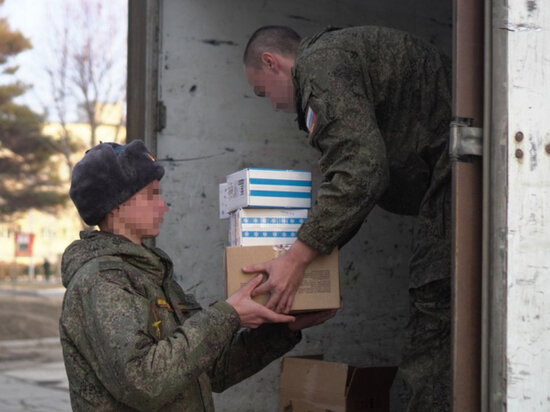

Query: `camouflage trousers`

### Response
(400, 277, 451, 412)
(401, 172, 451, 411)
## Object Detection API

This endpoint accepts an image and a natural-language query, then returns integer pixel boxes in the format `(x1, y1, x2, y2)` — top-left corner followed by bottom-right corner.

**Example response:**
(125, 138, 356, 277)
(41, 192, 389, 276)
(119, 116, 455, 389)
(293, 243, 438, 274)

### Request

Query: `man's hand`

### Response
(226, 274, 296, 329)
(241, 240, 320, 314)
(288, 309, 337, 332)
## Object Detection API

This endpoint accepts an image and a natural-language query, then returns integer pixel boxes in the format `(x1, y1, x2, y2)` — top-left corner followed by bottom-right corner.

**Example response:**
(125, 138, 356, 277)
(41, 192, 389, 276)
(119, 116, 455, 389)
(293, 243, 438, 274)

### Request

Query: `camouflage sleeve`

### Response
(208, 323, 301, 392)
(80, 274, 240, 410)
(296, 48, 390, 254)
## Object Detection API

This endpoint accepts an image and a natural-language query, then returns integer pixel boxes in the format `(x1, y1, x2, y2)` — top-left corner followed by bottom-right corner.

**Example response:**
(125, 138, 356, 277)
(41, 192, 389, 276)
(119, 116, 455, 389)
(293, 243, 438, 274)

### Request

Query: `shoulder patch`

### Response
(156, 297, 173, 311)
(306, 106, 317, 134)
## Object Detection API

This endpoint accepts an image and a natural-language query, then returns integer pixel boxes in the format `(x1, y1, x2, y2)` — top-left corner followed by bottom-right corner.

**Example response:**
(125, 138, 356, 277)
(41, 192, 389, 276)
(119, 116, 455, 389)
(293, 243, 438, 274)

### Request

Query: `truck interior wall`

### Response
(155, 1, 451, 410)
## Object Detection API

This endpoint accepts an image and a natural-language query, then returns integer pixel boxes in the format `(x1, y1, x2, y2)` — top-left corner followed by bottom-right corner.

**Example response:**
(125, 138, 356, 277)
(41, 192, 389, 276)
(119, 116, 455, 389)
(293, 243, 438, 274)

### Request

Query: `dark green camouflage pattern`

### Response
(292, 26, 452, 411)
(293, 26, 451, 286)
(60, 231, 300, 411)
(400, 278, 451, 412)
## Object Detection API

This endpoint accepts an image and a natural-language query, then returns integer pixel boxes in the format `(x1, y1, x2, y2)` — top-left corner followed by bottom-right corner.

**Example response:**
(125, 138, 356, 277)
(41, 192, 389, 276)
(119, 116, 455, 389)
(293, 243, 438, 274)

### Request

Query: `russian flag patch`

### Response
(306, 106, 317, 134)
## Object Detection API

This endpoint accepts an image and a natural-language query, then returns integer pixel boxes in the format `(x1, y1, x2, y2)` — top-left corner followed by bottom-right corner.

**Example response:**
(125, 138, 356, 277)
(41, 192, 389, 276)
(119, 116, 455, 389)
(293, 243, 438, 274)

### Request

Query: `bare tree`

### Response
(44, 0, 127, 156)
(45, 20, 76, 172)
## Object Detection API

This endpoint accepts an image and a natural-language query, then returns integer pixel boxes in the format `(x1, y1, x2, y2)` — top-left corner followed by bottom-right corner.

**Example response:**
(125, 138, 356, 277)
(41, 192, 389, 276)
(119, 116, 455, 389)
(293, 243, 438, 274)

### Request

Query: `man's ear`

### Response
(260, 52, 278, 72)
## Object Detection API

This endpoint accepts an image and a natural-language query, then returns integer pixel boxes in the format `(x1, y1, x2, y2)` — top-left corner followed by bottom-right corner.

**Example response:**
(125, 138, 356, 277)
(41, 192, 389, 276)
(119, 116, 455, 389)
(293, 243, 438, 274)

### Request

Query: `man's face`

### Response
(245, 65, 295, 112)
(115, 180, 169, 240)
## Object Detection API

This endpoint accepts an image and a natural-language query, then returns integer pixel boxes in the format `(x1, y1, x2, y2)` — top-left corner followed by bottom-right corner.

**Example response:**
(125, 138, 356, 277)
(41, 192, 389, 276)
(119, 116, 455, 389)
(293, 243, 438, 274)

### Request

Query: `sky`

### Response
(0, 0, 127, 122)
(1, 0, 51, 114)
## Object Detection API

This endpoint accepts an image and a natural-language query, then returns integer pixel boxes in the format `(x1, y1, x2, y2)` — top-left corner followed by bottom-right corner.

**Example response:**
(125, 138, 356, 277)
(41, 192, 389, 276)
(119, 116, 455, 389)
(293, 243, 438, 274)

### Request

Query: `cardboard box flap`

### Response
(280, 358, 349, 399)
(280, 397, 348, 412)
(280, 398, 333, 412)
(280, 358, 397, 412)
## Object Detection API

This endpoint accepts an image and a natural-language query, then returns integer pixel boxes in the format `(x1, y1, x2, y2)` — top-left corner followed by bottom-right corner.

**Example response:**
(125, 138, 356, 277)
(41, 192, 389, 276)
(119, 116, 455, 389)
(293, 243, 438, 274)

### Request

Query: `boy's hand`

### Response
(226, 274, 295, 329)
(288, 309, 337, 332)
(241, 240, 320, 314)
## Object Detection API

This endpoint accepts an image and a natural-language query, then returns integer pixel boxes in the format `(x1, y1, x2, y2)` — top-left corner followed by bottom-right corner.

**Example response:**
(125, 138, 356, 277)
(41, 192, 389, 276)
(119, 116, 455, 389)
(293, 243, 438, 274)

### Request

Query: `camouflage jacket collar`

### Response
(300, 26, 341, 49)
(61, 230, 171, 287)
(292, 26, 342, 133)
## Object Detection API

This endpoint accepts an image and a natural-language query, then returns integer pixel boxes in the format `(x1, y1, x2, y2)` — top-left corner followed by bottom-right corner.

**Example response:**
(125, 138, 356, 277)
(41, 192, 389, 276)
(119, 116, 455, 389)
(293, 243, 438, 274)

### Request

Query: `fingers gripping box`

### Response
(225, 245, 340, 312)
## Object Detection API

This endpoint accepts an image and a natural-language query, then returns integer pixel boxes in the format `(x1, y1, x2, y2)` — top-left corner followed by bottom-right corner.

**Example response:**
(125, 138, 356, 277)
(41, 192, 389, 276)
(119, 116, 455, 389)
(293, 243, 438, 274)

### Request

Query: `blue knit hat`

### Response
(69, 140, 165, 226)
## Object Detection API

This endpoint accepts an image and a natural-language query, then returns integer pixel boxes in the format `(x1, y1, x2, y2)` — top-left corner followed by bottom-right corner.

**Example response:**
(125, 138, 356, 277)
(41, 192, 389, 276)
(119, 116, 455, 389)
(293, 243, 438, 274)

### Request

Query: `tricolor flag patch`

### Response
(306, 106, 317, 134)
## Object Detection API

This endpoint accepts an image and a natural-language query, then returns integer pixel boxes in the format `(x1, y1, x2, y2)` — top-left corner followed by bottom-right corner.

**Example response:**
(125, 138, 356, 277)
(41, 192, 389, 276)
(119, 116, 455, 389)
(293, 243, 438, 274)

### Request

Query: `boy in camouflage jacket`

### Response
(60, 140, 335, 411)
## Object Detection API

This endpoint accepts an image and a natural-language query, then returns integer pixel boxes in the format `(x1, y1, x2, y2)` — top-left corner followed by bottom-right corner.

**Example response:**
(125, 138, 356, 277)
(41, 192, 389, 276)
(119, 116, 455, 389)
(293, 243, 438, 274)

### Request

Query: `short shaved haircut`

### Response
(243, 25, 301, 69)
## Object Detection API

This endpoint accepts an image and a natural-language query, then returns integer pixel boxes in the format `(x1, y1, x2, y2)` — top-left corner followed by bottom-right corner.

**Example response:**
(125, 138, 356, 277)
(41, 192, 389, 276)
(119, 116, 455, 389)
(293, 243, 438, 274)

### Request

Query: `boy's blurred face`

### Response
(114, 180, 169, 240)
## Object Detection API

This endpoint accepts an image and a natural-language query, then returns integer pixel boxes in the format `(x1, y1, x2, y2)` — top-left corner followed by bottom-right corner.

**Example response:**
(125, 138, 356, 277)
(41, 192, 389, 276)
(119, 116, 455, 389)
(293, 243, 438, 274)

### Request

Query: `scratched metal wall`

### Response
(155, 1, 451, 410)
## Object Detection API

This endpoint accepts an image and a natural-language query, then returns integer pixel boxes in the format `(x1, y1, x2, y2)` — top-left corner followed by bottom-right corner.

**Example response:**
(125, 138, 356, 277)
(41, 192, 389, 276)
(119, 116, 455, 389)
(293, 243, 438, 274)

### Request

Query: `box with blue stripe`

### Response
(226, 168, 312, 212)
(229, 208, 308, 246)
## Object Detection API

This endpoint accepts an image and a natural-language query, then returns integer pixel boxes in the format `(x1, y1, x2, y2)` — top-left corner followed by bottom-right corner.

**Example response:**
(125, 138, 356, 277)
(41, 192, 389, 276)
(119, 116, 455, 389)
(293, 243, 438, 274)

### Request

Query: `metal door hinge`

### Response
(449, 118, 483, 160)
(156, 101, 166, 132)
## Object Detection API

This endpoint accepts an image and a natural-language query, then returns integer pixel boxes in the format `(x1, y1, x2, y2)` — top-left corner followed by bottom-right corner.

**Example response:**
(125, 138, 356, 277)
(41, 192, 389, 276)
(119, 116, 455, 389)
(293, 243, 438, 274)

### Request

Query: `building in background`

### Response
(0, 103, 126, 280)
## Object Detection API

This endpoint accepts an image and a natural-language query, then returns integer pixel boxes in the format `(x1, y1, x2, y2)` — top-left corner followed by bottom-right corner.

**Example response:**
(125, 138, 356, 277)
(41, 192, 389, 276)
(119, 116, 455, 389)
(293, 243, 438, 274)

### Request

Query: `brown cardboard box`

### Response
(279, 357, 397, 412)
(225, 245, 340, 312)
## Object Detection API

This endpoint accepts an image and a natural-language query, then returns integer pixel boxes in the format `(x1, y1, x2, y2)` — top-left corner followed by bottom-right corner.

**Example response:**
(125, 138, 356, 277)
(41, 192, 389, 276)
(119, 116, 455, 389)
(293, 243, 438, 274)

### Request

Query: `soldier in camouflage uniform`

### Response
(61, 140, 335, 411)
(243, 26, 452, 411)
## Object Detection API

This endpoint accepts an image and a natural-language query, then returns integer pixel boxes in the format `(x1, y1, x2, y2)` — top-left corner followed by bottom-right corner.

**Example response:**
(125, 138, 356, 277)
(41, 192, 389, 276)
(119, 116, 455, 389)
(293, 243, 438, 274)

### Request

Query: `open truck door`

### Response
(451, 0, 483, 410)
(128, 1, 550, 410)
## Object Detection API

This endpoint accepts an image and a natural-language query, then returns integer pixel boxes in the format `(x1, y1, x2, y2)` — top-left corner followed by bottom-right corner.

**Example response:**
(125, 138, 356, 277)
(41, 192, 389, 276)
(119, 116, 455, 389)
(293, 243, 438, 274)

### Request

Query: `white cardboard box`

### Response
(229, 208, 308, 246)
(226, 168, 312, 212)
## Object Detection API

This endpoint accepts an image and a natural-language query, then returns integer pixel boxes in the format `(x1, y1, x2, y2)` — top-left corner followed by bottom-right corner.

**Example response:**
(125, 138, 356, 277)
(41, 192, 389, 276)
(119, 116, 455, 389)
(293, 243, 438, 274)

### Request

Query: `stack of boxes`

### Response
(220, 168, 312, 246)
(220, 168, 340, 312)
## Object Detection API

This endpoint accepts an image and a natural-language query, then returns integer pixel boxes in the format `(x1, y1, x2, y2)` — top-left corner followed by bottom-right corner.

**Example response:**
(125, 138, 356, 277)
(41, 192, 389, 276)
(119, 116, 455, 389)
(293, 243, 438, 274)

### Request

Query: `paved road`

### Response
(0, 286, 65, 299)
(0, 282, 70, 410)
(0, 338, 70, 411)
